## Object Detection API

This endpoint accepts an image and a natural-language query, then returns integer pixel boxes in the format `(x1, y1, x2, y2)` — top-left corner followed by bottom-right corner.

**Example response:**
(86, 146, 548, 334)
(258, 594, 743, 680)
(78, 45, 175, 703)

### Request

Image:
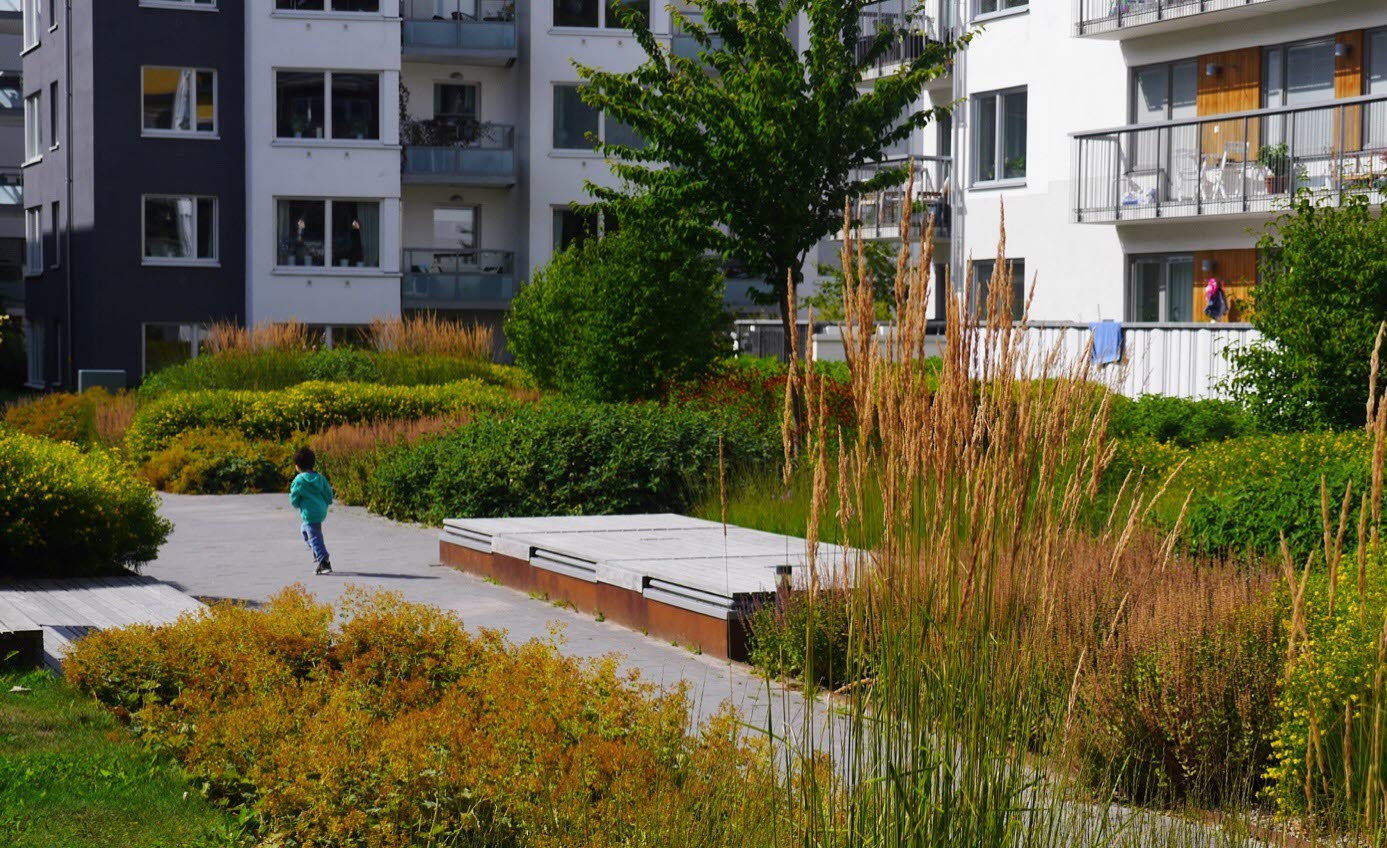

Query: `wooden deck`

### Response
(0, 576, 205, 671)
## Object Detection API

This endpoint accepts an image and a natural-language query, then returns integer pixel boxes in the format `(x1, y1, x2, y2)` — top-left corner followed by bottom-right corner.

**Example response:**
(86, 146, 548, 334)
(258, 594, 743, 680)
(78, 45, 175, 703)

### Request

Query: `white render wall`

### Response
(244, 5, 403, 327)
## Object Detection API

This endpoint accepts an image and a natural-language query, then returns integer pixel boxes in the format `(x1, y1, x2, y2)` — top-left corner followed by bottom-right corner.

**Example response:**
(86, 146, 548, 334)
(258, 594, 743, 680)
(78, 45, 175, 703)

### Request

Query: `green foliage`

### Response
(1267, 547, 1387, 825)
(671, 356, 856, 434)
(369, 401, 780, 524)
(0, 669, 245, 848)
(1107, 394, 1256, 448)
(747, 589, 861, 689)
(125, 380, 519, 459)
(1228, 195, 1387, 431)
(4, 388, 105, 446)
(139, 428, 295, 495)
(807, 238, 900, 321)
(138, 348, 527, 396)
(0, 429, 171, 577)
(575, 0, 961, 320)
(506, 225, 730, 402)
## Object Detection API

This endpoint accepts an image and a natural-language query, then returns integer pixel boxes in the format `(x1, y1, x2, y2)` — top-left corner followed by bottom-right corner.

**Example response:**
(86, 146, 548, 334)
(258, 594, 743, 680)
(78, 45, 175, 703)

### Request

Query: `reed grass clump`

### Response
(309, 414, 472, 505)
(370, 314, 494, 360)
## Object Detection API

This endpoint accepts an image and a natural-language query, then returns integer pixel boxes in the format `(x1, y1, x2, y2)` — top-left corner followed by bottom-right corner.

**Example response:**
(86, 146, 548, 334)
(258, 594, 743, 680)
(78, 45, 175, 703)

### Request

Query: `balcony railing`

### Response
(1075, 0, 1286, 37)
(402, 248, 517, 309)
(401, 120, 516, 185)
(401, 0, 517, 64)
(855, 0, 954, 77)
(0, 170, 22, 207)
(1074, 94, 1387, 224)
(847, 155, 952, 240)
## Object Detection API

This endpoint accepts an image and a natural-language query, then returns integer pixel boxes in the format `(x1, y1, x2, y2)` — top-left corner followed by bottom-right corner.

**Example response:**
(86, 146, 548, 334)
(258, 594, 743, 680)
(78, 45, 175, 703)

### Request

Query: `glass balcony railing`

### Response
(847, 155, 952, 240)
(402, 248, 517, 309)
(401, 0, 517, 61)
(0, 171, 22, 207)
(401, 121, 516, 184)
(0, 0, 18, 14)
(1074, 94, 1387, 223)
(1075, 0, 1289, 37)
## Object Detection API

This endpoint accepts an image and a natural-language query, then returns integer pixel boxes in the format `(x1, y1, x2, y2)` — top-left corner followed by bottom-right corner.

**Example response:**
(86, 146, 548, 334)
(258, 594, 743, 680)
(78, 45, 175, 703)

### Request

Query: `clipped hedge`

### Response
(369, 401, 780, 524)
(0, 429, 170, 577)
(1107, 394, 1256, 448)
(138, 348, 531, 396)
(139, 428, 295, 494)
(125, 380, 521, 459)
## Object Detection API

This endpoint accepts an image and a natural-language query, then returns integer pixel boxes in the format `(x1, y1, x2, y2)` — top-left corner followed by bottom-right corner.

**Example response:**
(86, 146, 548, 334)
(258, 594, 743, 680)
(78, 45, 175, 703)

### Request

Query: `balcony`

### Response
(0, 170, 22, 208)
(1074, 0, 1336, 39)
(1074, 94, 1387, 224)
(401, 0, 518, 66)
(401, 120, 516, 187)
(402, 248, 517, 310)
(856, 0, 955, 84)
(846, 155, 952, 241)
(0, 0, 17, 34)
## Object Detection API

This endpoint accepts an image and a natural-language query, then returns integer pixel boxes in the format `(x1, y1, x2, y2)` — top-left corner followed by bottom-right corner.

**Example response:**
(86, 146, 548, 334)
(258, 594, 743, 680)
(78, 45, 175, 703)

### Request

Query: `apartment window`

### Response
(140, 0, 218, 7)
(1131, 60, 1196, 124)
(975, 0, 1025, 16)
(144, 196, 217, 263)
(276, 199, 381, 268)
(276, 71, 380, 140)
(970, 258, 1025, 321)
(275, 0, 381, 11)
(48, 202, 59, 268)
(23, 92, 41, 161)
(24, 320, 44, 387)
(1128, 254, 1194, 323)
(144, 324, 208, 376)
(143, 68, 216, 135)
(1264, 37, 1335, 153)
(22, 0, 39, 50)
(972, 88, 1026, 183)
(1369, 30, 1387, 149)
(554, 0, 648, 29)
(47, 81, 56, 147)
(553, 84, 599, 149)
(553, 207, 601, 251)
(435, 83, 479, 121)
(434, 207, 478, 249)
(24, 207, 40, 275)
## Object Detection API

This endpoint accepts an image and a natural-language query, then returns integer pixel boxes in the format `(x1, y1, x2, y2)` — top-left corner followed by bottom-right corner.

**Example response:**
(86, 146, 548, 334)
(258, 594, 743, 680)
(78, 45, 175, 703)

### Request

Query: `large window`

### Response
(1128, 254, 1194, 323)
(23, 92, 41, 161)
(276, 71, 380, 140)
(22, 0, 39, 50)
(47, 81, 57, 147)
(143, 196, 217, 263)
(276, 199, 381, 268)
(553, 84, 645, 150)
(275, 0, 381, 11)
(553, 207, 606, 252)
(435, 83, 479, 121)
(975, 0, 1026, 15)
(1264, 37, 1336, 154)
(553, 0, 648, 29)
(434, 207, 478, 249)
(24, 207, 40, 275)
(1370, 29, 1387, 149)
(49, 201, 59, 268)
(970, 258, 1025, 321)
(972, 88, 1026, 184)
(143, 68, 216, 135)
(143, 324, 210, 376)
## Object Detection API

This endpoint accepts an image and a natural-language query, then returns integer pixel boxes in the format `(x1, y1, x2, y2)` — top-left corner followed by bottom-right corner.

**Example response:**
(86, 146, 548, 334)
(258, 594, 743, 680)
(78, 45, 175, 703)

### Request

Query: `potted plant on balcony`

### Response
(1257, 143, 1292, 194)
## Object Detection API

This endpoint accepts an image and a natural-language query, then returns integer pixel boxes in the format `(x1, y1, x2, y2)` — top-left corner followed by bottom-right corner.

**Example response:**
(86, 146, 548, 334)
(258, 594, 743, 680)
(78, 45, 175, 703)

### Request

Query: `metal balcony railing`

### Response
(402, 248, 517, 309)
(1075, 0, 1282, 37)
(1073, 94, 1387, 223)
(401, 0, 517, 60)
(848, 155, 952, 240)
(854, 0, 955, 75)
(401, 121, 516, 184)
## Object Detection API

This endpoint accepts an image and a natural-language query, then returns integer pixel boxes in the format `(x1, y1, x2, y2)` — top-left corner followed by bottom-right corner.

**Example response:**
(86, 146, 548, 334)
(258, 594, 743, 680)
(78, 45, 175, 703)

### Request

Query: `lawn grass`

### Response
(0, 668, 243, 848)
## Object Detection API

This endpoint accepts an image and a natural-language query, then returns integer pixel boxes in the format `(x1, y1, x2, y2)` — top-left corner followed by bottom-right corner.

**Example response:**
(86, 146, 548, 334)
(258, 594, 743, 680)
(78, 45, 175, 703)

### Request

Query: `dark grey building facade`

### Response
(23, 0, 244, 388)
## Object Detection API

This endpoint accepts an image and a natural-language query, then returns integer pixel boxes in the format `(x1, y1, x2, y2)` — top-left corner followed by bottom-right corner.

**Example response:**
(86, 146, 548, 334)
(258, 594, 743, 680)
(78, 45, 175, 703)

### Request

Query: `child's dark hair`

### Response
(293, 447, 316, 470)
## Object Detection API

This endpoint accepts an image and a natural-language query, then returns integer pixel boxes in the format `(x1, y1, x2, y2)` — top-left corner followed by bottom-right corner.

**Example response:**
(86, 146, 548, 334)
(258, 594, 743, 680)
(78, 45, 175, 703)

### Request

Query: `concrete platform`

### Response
(440, 514, 854, 660)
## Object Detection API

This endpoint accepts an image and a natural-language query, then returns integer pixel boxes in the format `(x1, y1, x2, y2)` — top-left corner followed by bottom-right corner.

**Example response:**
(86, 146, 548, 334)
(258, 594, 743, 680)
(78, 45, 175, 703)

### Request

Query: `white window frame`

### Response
(273, 0, 384, 14)
(141, 67, 219, 138)
(24, 207, 42, 275)
(552, 0, 646, 30)
(971, 86, 1027, 187)
(141, 194, 219, 266)
(140, 0, 218, 9)
(552, 83, 643, 152)
(274, 69, 382, 143)
(972, 0, 1027, 21)
(273, 197, 383, 270)
(22, 0, 39, 51)
(23, 92, 41, 163)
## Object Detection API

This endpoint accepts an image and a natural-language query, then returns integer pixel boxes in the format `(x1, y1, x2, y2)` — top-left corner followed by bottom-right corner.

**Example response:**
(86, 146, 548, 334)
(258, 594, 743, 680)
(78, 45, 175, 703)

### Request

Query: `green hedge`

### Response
(1107, 394, 1256, 448)
(139, 428, 295, 495)
(138, 349, 530, 396)
(125, 380, 521, 459)
(368, 402, 780, 524)
(0, 429, 170, 577)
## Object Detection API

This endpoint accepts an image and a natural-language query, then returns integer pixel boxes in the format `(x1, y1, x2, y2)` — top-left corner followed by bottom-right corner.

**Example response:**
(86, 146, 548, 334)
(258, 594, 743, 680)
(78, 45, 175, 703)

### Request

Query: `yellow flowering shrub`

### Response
(65, 588, 800, 848)
(125, 380, 521, 459)
(2, 387, 124, 447)
(0, 429, 171, 577)
(139, 428, 296, 494)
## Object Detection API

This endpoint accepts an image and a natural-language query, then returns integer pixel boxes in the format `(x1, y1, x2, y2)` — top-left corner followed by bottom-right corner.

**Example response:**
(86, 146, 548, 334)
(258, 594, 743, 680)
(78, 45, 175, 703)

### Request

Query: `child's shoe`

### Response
(315, 559, 333, 575)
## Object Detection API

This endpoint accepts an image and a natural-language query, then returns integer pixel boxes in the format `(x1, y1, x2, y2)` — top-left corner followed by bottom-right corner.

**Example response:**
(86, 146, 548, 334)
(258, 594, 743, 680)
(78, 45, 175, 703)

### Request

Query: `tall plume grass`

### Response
(204, 320, 311, 356)
(370, 314, 494, 361)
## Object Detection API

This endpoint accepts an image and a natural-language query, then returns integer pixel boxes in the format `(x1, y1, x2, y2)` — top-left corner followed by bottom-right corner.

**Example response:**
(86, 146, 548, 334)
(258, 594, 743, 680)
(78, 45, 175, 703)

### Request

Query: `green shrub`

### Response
(0, 429, 170, 577)
(1267, 547, 1387, 826)
(369, 401, 779, 524)
(747, 588, 861, 689)
(506, 225, 730, 402)
(672, 356, 857, 434)
(138, 348, 529, 396)
(3, 388, 105, 446)
(139, 428, 295, 494)
(125, 380, 520, 459)
(1108, 394, 1255, 448)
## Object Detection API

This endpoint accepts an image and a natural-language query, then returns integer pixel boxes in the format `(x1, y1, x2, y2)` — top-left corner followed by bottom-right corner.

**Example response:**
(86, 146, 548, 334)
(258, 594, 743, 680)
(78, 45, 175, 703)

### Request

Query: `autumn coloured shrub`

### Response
(309, 415, 470, 505)
(65, 588, 799, 848)
(139, 428, 296, 494)
(0, 429, 170, 577)
(2, 387, 131, 447)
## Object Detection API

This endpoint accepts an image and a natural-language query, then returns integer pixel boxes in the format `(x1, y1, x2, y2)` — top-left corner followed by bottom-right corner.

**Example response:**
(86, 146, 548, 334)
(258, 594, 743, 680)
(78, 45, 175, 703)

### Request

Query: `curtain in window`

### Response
(332, 201, 380, 267)
(176, 198, 195, 258)
(172, 70, 193, 131)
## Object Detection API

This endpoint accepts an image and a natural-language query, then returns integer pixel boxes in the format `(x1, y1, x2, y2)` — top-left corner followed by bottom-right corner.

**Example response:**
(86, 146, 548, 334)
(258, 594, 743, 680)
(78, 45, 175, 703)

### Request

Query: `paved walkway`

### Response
(147, 494, 819, 735)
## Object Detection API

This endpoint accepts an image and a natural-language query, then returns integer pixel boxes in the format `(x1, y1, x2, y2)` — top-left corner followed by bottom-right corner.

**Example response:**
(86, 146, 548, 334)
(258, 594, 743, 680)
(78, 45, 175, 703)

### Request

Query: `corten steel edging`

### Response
(644, 596, 754, 662)
(596, 583, 648, 632)
(440, 542, 538, 595)
(532, 567, 598, 614)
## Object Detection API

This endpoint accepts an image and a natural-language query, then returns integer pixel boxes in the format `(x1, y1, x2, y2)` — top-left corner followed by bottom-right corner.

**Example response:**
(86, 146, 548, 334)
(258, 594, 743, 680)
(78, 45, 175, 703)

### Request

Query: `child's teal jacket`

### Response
(289, 471, 334, 524)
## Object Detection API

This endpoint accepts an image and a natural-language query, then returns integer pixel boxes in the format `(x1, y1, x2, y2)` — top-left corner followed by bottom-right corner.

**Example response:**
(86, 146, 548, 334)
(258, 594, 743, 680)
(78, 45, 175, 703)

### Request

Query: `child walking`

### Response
(290, 447, 335, 575)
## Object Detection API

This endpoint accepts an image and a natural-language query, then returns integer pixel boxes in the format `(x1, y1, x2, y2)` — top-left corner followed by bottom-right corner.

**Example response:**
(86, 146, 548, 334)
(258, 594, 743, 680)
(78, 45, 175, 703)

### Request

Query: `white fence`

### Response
(808, 321, 1262, 400)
